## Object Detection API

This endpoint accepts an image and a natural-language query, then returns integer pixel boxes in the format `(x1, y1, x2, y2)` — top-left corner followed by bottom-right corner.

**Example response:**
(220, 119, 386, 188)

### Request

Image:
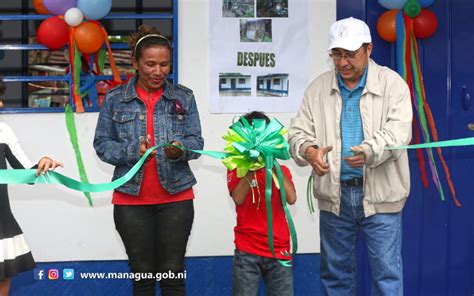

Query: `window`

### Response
(273, 79, 280, 85)
(238, 78, 246, 84)
(0, 0, 178, 113)
(220, 78, 227, 84)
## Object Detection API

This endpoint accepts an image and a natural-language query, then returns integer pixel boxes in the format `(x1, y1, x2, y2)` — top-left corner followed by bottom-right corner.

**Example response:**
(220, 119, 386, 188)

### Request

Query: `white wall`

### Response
(3, 0, 335, 262)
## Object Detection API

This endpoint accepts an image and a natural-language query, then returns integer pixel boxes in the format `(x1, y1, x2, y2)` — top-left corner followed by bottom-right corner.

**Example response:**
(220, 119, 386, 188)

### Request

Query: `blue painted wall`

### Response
(337, 0, 474, 295)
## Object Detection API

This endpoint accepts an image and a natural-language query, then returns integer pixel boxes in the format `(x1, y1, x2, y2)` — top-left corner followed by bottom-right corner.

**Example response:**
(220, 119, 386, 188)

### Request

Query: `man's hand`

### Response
(165, 141, 183, 160)
(36, 157, 63, 176)
(305, 145, 333, 176)
(139, 135, 156, 162)
(344, 146, 366, 168)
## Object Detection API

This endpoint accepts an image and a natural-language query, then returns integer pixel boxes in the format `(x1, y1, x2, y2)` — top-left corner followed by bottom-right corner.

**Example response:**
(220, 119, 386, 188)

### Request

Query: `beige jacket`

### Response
(289, 59, 412, 217)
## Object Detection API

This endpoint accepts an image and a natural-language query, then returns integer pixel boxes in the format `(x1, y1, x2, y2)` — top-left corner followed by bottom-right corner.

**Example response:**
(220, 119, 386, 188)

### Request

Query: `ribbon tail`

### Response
(264, 155, 277, 261)
(274, 161, 298, 259)
(65, 104, 93, 206)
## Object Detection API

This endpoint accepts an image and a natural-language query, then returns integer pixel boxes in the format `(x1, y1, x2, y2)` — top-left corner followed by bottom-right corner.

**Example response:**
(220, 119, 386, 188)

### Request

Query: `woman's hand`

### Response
(139, 135, 157, 162)
(36, 157, 63, 176)
(164, 141, 183, 160)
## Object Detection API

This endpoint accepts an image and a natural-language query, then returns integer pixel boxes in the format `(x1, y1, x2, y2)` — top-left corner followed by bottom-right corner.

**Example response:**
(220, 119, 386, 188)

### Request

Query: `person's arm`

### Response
(360, 77, 413, 168)
(281, 170, 297, 205)
(230, 171, 254, 206)
(2, 124, 63, 176)
(3, 123, 33, 169)
(93, 92, 140, 166)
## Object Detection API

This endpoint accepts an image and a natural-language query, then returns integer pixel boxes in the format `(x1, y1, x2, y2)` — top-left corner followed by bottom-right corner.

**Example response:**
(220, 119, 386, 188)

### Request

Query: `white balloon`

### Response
(64, 7, 84, 27)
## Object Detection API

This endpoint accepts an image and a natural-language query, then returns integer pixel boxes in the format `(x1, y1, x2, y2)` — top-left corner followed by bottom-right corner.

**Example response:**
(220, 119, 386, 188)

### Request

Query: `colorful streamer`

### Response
(395, 11, 460, 206)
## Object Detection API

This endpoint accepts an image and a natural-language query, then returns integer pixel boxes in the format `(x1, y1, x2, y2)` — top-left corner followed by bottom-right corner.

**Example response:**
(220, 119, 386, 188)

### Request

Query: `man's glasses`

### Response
(329, 47, 362, 61)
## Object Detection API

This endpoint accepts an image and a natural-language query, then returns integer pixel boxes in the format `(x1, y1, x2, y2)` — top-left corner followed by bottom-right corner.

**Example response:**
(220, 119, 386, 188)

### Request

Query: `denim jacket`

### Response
(93, 76, 204, 195)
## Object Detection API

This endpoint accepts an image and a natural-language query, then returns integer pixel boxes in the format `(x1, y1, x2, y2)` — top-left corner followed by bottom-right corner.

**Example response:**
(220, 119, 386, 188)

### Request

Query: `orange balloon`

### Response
(33, 0, 50, 14)
(377, 9, 399, 43)
(74, 22, 105, 54)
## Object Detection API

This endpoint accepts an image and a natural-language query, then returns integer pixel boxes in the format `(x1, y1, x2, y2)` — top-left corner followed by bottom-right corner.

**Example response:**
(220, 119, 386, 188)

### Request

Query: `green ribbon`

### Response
(0, 145, 157, 192)
(306, 137, 474, 212)
(385, 137, 474, 150)
(0, 117, 300, 266)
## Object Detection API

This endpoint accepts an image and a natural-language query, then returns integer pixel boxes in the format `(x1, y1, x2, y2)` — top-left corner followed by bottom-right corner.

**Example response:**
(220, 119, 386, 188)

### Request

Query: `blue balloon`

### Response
(77, 0, 112, 20)
(378, 0, 408, 10)
(418, 0, 435, 7)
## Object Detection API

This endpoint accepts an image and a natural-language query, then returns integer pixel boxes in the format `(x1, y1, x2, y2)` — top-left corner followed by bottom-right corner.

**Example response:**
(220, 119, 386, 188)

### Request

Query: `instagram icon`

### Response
(48, 269, 59, 280)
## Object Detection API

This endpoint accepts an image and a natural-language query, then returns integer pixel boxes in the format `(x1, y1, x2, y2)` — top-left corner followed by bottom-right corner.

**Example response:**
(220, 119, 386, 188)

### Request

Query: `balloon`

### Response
(74, 22, 105, 54)
(404, 0, 421, 18)
(378, 0, 407, 10)
(77, 0, 112, 20)
(64, 8, 84, 27)
(36, 17, 69, 50)
(43, 0, 76, 16)
(413, 9, 438, 39)
(377, 9, 399, 43)
(418, 0, 435, 8)
(33, 0, 50, 14)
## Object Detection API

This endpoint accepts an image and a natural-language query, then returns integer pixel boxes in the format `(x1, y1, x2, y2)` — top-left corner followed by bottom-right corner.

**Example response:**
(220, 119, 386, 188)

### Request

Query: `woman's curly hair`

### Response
(128, 25, 171, 60)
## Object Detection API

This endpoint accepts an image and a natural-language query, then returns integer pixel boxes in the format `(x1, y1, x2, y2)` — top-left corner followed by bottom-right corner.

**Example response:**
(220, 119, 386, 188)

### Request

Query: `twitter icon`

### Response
(63, 269, 75, 280)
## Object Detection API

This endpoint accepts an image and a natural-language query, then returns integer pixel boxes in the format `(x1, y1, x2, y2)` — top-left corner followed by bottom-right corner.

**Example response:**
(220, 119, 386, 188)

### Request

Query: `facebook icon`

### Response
(34, 269, 45, 280)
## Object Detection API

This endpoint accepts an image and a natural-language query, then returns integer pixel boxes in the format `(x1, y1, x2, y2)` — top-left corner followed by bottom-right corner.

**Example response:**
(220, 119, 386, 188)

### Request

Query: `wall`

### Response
(2, 0, 336, 262)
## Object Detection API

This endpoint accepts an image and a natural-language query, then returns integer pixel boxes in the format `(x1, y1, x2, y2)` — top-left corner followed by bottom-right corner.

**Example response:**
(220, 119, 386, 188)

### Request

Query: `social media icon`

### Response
(48, 269, 59, 280)
(34, 269, 45, 280)
(63, 268, 75, 280)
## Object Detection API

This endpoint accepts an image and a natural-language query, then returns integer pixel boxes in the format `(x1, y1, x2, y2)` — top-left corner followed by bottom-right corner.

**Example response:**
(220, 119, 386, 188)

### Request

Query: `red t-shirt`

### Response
(227, 165, 294, 260)
(112, 84, 194, 205)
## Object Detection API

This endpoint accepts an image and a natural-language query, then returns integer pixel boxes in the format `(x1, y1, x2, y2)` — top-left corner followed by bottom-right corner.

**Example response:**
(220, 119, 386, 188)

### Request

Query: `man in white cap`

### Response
(289, 17, 412, 295)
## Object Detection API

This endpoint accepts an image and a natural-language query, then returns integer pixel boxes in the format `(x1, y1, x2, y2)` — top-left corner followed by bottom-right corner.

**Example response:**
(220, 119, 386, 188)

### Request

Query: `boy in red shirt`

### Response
(227, 111, 297, 296)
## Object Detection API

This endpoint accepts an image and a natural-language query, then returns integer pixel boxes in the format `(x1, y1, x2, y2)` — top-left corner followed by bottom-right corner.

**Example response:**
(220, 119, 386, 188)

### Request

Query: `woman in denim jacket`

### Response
(94, 25, 203, 296)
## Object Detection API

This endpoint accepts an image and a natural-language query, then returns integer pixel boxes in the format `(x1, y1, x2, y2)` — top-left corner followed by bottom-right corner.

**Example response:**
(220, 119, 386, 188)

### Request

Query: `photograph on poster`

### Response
(257, 0, 288, 17)
(256, 73, 289, 97)
(222, 0, 255, 17)
(240, 19, 272, 42)
(219, 73, 252, 96)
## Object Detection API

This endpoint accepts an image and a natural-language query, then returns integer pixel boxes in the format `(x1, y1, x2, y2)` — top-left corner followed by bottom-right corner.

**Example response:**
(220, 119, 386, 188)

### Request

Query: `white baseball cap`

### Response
(328, 17, 372, 51)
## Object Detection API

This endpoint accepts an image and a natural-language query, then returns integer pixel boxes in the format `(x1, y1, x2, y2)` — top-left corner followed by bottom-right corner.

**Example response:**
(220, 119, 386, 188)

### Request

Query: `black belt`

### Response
(341, 177, 363, 187)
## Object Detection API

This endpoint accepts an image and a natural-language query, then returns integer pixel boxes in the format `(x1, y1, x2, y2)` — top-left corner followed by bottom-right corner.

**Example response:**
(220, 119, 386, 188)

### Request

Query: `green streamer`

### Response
(65, 104, 93, 206)
(98, 48, 106, 74)
(306, 175, 315, 214)
(74, 45, 82, 96)
(274, 161, 298, 266)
